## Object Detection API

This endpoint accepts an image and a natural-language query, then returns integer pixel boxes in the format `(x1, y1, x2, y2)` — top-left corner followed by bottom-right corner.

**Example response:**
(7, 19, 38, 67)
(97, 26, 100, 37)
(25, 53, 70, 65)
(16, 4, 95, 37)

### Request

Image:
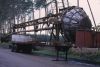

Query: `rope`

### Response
(77, 0, 79, 7)
(87, 0, 96, 28)
(62, 0, 65, 8)
(66, 0, 69, 7)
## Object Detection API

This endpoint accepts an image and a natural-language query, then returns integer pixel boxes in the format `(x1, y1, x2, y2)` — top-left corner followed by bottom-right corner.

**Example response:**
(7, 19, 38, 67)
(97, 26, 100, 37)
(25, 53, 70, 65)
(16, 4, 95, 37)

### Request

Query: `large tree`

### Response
(0, 0, 33, 23)
(34, 0, 54, 9)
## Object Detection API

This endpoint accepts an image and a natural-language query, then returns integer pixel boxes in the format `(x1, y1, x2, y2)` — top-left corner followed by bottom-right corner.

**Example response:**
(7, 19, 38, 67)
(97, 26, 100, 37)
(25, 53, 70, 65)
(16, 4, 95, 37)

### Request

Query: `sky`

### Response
(34, 0, 100, 26)
(69, 0, 100, 26)
(26, 0, 100, 34)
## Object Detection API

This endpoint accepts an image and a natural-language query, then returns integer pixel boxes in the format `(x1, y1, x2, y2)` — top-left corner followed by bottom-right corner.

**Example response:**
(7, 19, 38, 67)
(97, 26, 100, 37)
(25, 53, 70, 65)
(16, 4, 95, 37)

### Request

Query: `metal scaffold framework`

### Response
(0, 0, 97, 61)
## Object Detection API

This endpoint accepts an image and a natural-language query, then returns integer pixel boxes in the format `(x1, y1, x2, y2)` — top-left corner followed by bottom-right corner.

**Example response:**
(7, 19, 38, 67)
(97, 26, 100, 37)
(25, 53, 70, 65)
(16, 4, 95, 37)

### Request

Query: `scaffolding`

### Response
(0, 0, 97, 61)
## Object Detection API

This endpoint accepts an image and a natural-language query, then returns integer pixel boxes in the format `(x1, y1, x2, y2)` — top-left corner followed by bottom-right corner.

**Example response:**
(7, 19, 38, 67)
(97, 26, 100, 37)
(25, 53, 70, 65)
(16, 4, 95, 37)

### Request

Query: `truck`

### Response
(11, 34, 34, 53)
(11, 6, 92, 60)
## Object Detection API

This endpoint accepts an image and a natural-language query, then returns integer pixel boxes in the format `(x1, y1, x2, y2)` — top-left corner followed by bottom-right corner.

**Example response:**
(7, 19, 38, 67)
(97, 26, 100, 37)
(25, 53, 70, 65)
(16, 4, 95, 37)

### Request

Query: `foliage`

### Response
(0, 0, 55, 23)
(34, 0, 46, 9)
(0, 0, 33, 23)
(68, 49, 100, 63)
(34, 0, 54, 9)
(94, 24, 100, 31)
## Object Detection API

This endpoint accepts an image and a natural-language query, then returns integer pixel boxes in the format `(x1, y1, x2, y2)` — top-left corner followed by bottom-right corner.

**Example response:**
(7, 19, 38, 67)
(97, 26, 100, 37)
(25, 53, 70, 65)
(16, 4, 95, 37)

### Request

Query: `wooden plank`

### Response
(13, 13, 60, 29)
(14, 27, 55, 33)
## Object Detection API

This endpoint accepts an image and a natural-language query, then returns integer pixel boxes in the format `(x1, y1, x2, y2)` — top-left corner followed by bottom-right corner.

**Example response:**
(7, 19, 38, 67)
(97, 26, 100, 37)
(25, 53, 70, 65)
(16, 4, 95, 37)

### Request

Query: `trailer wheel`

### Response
(22, 45, 32, 53)
(11, 45, 15, 52)
(15, 45, 20, 52)
(11, 44, 17, 52)
(11, 44, 20, 52)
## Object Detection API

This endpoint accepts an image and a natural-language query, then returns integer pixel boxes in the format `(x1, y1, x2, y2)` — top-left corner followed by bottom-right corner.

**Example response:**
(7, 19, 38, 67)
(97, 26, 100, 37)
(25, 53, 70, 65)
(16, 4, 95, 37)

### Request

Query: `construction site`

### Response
(0, 0, 100, 67)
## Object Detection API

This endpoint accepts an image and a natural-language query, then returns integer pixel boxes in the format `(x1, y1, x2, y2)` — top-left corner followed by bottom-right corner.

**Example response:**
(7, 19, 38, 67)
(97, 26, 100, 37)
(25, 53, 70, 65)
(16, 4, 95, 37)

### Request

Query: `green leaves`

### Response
(0, 0, 55, 23)
(34, 0, 46, 9)
(0, 0, 33, 23)
(34, 0, 54, 9)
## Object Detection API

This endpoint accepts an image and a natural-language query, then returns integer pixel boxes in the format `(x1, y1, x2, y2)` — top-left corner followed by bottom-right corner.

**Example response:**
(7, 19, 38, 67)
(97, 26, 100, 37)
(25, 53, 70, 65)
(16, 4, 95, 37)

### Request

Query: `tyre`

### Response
(11, 44, 16, 52)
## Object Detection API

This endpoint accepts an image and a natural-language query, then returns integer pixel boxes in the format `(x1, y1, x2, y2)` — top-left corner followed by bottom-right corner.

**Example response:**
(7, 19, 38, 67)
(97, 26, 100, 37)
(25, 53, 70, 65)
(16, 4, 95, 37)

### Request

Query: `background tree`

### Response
(34, 0, 54, 16)
(0, 0, 33, 23)
(0, 0, 33, 34)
